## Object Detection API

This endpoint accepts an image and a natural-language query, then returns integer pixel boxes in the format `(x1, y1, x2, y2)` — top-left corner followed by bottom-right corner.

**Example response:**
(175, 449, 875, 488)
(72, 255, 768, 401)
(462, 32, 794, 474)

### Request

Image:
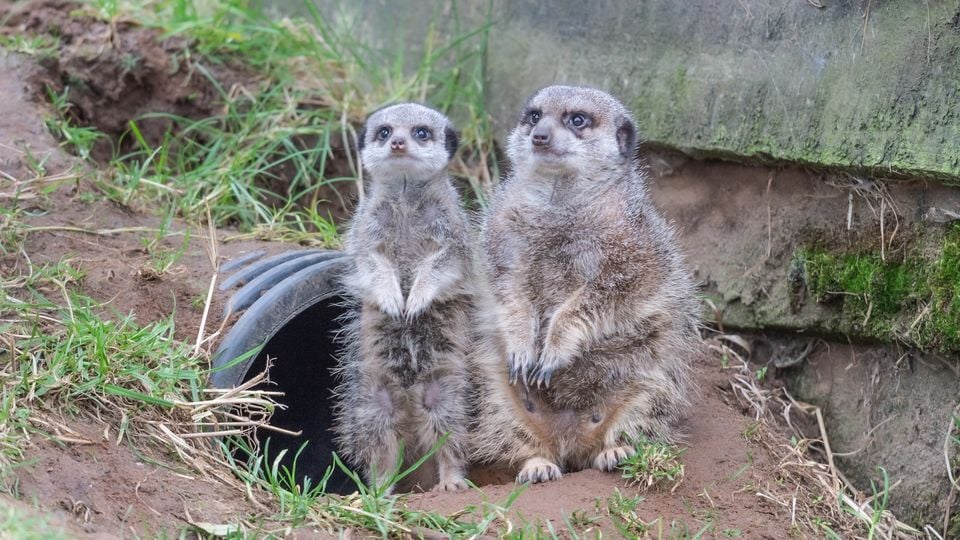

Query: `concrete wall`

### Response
(304, 1, 960, 181)
(485, 0, 960, 183)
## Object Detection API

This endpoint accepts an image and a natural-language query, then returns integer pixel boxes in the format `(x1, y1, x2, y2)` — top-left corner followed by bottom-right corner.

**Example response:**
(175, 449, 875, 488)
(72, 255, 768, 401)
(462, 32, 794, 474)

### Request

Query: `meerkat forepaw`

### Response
(528, 346, 572, 388)
(374, 289, 405, 319)
(593, 446, 636, 472)
(507, 349, 534, 385)
(431, 476, 468, 492)
(404, 299, 426, 322)
(403, 286, 433, 321)
(516, 457, 563, 484)
(527, 361, 554, 388)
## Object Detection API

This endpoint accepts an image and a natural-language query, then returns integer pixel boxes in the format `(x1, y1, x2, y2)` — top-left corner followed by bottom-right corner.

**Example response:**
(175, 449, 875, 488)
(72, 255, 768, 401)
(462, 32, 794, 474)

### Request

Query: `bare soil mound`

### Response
(15, 419, 257, 538)
(416, 353, 802, 538)
(2, 0, 254, 162)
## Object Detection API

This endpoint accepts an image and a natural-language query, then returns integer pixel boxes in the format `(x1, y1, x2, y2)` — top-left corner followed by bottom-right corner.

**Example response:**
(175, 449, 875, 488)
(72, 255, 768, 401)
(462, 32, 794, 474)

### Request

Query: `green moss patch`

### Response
(797, 224, 960, 352)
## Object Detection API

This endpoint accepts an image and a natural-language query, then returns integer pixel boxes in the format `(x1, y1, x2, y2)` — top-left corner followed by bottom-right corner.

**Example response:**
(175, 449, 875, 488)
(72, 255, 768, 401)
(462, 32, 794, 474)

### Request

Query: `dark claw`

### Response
(526, 363, 540, 387)
(508, 353, 527, 386)
(530, 364, 554, 389)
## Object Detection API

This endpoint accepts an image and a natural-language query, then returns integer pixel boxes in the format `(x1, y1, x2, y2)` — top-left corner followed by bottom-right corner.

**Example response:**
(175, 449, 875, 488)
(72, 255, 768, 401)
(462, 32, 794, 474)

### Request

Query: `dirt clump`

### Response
(1, 0, 254, 162)
(783, 338, 960, 527)
(0, 51, 74, 180)
(2, 0, 360, 225)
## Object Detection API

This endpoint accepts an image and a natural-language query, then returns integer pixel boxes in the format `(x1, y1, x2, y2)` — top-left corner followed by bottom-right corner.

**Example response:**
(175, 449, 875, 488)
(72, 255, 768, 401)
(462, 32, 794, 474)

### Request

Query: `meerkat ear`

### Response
(444, 126, 459, 160)
(615, 115, 637, 159)
(356, 126, 366, 152)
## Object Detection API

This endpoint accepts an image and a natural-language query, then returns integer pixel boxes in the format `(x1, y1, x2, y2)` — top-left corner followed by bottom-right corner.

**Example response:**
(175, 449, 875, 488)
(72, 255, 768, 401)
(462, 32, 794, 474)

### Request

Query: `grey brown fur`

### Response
(470, 86, 700, 484)
(333, 103, 475, 493)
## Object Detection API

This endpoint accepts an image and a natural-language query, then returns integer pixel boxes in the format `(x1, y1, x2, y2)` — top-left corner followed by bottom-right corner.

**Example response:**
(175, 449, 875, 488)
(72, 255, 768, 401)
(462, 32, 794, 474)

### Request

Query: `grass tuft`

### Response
(0, 500, 70, 540)
(220, 434, 523, 536)
(0, 33, 60, 59)
(619, 437, 686, 492)
(43, 86, 106, 162)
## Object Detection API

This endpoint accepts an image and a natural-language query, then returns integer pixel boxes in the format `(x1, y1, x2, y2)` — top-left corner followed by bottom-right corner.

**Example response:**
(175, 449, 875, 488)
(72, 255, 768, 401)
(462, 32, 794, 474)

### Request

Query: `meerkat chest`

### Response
(372, 199, 449, 269)
(521, 213, 605, 284)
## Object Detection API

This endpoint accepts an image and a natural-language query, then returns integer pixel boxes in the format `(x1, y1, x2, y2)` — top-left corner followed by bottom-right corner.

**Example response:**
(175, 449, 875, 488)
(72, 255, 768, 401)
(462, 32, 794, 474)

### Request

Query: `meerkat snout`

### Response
(530, 119, 552, 147)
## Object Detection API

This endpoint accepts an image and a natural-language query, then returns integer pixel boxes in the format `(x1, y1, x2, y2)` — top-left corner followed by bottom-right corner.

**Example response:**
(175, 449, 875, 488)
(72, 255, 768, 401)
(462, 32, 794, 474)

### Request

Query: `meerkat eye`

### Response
(376, 126, 391, 141)
(413, 126, 432, 141)
(569, 112, 591, 129)
(527, 110, 542, 125)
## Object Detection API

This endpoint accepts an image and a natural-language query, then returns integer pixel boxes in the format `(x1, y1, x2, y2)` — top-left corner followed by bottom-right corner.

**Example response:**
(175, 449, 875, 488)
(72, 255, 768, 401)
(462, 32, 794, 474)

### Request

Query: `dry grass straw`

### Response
(825, 173, 901, 261)
(113, 228, 284, 496)
(706, 333, 926, 539)
(0, 198, 281, 499)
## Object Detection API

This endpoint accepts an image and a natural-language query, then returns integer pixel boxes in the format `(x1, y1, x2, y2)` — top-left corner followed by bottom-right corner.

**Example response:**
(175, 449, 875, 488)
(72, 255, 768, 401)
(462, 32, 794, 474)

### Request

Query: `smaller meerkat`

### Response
(333, 103, 474, 493)
(471, 86, 700, 484)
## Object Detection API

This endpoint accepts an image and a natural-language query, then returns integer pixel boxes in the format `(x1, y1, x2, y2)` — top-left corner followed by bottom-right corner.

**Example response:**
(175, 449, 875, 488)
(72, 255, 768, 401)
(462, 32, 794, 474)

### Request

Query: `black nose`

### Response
(532, 126, 550, 147)
(390, 137, 406, 151)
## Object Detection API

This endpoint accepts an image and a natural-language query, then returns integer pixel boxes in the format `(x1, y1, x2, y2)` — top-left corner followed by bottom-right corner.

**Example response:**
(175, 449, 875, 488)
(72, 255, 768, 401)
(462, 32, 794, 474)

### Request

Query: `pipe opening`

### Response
(240, 295, 356, 495)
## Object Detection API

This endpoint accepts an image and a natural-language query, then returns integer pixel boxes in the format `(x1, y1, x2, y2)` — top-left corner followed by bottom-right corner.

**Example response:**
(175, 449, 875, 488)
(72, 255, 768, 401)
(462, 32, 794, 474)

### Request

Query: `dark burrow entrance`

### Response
(242, 297, 357, 495)
(211, 250, 357, 495)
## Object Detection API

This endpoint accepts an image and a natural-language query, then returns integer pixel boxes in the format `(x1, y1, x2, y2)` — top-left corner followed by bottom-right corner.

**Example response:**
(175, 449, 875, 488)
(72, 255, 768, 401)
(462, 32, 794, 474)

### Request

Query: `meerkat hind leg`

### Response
(593, 378, 681, 473)
(366, 429, 402, 495)
(431, 444, 468, 492)
(353, 384, 404, 494)
(419, 380, 468, 492)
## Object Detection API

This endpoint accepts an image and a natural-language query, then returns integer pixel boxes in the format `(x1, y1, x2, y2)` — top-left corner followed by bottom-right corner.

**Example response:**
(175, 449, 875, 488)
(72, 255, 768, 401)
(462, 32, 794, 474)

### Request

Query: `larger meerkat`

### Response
(471, 85, 699, 483)
(334, 103, 473, 493)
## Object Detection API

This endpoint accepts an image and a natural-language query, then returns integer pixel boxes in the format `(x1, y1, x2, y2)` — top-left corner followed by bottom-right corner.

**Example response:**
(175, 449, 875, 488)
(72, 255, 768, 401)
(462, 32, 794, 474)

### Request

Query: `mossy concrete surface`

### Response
(797, 225, 960, 353)
(484, 0, 960, 183)
(647, 153, 960, 354)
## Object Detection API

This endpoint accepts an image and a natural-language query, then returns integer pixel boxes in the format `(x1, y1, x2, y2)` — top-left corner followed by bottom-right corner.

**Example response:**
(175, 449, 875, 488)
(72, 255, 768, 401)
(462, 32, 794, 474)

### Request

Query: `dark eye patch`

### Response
(522, 109, 542, 125)
(412, 126, 432, 141)
(444, 126, 459, 159)
(566, 112, 592, 129)
(376, 126, 391, 141)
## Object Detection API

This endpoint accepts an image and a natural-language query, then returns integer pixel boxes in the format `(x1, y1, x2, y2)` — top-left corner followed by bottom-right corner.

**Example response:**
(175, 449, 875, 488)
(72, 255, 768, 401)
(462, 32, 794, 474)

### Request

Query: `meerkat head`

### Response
(358, 103, 458, 183)
(506, 85, 637, 178)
